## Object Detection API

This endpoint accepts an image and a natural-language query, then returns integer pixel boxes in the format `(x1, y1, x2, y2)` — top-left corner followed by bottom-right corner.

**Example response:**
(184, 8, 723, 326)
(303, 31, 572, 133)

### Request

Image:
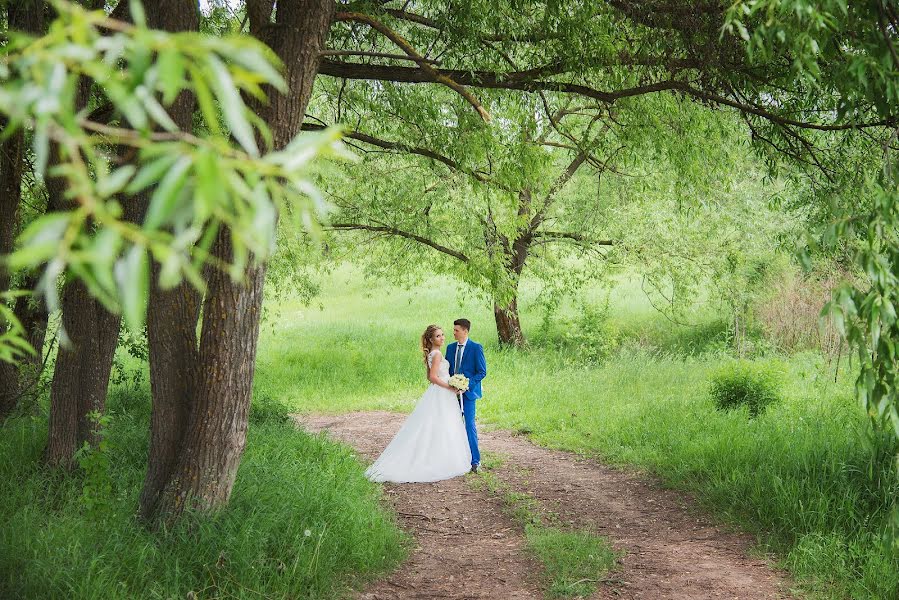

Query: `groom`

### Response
(446, 318, 487, 473)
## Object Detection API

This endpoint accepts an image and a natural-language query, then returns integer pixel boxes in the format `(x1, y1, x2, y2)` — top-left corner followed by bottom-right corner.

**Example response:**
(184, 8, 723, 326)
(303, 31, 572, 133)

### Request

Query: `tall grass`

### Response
(0, 386, 407, 599)
(264, 265, 899, 600)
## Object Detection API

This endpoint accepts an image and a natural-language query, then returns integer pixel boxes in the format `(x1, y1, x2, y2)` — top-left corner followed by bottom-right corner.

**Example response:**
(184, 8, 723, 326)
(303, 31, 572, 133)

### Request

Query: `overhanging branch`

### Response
(301, 122, 511, 190)
(327, 222, 470, 262)
(318, 61, 895, 131)
(532, 231, 613, 245)
(333, 12, 490, 121)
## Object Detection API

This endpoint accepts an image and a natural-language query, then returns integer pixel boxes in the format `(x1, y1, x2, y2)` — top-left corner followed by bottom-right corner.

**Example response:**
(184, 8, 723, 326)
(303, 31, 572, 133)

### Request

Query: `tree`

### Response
(0, 1, 49, 421)
(0, 0, 337, 509)
(726, 1, 899, 439)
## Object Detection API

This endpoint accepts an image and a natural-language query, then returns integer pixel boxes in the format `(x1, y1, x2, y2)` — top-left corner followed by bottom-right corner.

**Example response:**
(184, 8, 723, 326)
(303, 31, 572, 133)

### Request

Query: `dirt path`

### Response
(294, 411, 793, 600)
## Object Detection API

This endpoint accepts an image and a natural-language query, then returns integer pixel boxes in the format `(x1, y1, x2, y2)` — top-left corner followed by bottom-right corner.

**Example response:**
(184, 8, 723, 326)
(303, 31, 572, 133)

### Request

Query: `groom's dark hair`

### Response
(454, 318, 471, 331)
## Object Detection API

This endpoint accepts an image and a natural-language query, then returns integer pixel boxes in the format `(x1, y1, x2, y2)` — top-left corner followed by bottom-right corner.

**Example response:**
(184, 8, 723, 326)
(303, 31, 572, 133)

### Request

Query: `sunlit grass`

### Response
(259, 264, 899, 600)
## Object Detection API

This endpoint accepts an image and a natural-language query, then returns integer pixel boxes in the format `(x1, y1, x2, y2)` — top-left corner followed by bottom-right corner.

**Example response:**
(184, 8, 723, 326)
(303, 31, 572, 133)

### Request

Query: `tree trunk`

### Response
(0, 123, 28, 420)
(148, 0, 335, 524)
(153, 234, 267, 520)
(136, 0, 202, 521)
(494, 296, 525, 347)
(44, 36, 116, 465)
(0, 3, 47, 421)
(44, 281, 120, 466)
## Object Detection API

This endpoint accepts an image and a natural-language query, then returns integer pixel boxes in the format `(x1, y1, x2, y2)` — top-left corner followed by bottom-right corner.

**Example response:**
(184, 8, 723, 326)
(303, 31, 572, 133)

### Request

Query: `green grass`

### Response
(258, 265, 899, 600)
(3, 264, 898, 599)
(0, 387, 408, 599)
(526, 525, 618, 599)
(471, 455, 618, 598)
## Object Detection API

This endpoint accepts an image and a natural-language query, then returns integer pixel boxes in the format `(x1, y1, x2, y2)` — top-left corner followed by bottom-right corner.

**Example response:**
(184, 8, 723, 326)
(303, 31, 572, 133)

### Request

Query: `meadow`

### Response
(258, 266, 899, 600)
(3, 265, 898, 599)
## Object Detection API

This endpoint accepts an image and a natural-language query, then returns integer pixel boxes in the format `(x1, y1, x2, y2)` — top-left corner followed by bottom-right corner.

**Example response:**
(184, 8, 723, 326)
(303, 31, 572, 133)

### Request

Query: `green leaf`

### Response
(189, 64, 221, 136)
(97, 165, 136, 197)
(125, 153, 179, 195)
(206, 55, 258, 156)
(129, 0, 147, 27)
(157, 47, 186, 105)
(144, 156, 192, 230)
(8, 212, 72, 270)
(115, 245, 149, 332)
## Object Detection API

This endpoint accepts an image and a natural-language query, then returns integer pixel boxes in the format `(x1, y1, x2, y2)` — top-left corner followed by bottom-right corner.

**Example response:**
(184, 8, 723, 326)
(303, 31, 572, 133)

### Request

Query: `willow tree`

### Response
(4, 0, 889, 526)
(0, 0, 338, 521)
(726, 1, 899, 447)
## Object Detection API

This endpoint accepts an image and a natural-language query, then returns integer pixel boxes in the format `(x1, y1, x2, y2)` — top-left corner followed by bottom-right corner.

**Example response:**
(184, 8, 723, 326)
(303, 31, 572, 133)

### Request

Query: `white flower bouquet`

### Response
(448, 374, 469, 393)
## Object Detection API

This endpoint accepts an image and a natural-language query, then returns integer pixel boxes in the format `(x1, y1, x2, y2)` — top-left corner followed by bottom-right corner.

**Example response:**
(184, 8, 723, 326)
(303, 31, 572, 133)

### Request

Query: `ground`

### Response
(294, 411, 794, 600)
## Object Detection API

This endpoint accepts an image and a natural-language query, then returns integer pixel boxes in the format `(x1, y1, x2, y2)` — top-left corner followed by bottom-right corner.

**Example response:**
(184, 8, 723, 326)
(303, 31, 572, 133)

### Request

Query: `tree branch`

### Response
(319, 49, 439, 64)
(326, 222, 469, 262)
(301, 122, 511, 190)
(318, 61, 895, 131)
(333, 12, 490, 121)
(532, 231, 613, 245)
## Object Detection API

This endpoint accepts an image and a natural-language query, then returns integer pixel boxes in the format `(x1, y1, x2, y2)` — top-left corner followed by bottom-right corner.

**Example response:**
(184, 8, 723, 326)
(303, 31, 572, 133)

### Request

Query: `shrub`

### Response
(250, 392, 291, 425)
(710, 360, 784, 416)
(563, 303, 621, 363)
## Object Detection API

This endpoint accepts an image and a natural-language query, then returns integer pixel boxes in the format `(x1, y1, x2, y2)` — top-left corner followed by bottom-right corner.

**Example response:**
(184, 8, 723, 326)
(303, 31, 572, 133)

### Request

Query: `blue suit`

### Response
(446, 339, 486, 466)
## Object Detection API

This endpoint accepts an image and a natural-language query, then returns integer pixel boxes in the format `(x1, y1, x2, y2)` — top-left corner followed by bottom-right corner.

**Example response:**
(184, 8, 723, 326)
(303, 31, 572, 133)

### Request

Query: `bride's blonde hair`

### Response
(421, 324, 441, 363)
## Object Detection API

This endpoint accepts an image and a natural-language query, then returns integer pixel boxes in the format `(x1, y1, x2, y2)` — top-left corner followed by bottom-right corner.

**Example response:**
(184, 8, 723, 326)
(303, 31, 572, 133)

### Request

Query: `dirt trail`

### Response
(294, 411, 792, 600)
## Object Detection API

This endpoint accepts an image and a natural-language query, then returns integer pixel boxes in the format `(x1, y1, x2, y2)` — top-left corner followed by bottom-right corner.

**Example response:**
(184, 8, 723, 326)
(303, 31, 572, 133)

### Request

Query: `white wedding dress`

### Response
(365, 349, 472, 483)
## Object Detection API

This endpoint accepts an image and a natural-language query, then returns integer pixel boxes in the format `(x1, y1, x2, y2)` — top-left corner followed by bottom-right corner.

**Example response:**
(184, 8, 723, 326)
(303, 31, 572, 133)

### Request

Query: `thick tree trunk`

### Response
(0, 3, 47, 421)
(148, 0, 335, 524)
(137, 0, 202, 521)
(44, 40, 116, 465)
(44, 282, 120, 466)
(494, 296, 525, 347)
(153, 234, 266, 520)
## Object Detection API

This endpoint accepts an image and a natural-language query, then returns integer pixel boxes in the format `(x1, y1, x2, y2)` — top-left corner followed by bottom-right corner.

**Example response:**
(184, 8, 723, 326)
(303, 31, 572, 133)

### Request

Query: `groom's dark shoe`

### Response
(470, 464, 479, 474)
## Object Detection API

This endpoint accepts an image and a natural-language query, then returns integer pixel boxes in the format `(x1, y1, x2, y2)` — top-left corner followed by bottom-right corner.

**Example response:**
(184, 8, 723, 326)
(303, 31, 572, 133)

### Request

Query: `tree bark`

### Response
(494, 295, 525, 347)
(136, 0, 202, 521)
(44, 281, 120, 467)
(0, 2, 48, 421)
(44, 0, 114, 465)
(149, 0, 335, 524)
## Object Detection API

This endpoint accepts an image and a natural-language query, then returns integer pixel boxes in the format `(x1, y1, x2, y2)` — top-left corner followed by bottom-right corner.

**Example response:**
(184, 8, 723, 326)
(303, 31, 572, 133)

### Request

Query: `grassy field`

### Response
(258, 265, 899, 600)
(2, 264, 898, 599)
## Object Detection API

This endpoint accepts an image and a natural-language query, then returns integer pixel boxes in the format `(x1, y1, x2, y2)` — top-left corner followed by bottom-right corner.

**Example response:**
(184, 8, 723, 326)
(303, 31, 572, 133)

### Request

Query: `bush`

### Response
(250, 392, 291, 425)
(562, 303, 621, 363)
(709, 360, 784, 416)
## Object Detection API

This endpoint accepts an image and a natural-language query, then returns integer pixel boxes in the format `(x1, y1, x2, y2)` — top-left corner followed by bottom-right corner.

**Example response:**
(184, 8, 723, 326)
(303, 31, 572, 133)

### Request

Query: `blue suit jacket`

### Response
(446, 340, 486, 402)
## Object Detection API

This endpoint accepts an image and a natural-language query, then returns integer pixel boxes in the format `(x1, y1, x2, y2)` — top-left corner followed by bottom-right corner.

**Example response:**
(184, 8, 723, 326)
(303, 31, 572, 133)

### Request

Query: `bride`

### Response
(365, 325, 472, 483)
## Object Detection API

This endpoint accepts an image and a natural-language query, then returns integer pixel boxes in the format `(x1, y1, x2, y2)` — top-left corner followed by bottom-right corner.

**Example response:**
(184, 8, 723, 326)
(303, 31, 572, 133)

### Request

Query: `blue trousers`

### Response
(463, 398, 480, 466)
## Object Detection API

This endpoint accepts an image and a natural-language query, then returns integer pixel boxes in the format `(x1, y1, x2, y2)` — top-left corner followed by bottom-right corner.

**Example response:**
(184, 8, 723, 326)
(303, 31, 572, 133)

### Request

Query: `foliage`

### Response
(0, 293, 35, 364)
(556, 301, 620, 364)
(73, 411, 114, 518)
(710, 360, 785, 416)
(727, 0, 899, 445)
(0, 0, 340, 340)
(752, 259, 845, 357)
(110, 325, 148, 391)
(0, 389, 408, 599)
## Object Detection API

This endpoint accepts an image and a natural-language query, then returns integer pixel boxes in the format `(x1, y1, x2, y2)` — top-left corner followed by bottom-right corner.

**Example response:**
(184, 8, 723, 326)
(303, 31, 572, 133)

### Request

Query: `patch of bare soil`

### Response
(294, 411, 793, 600)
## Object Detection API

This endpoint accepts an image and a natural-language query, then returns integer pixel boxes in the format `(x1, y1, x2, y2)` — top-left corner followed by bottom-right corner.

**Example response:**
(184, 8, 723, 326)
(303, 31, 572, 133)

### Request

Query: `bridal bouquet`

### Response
(448, 374, 469, 393)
